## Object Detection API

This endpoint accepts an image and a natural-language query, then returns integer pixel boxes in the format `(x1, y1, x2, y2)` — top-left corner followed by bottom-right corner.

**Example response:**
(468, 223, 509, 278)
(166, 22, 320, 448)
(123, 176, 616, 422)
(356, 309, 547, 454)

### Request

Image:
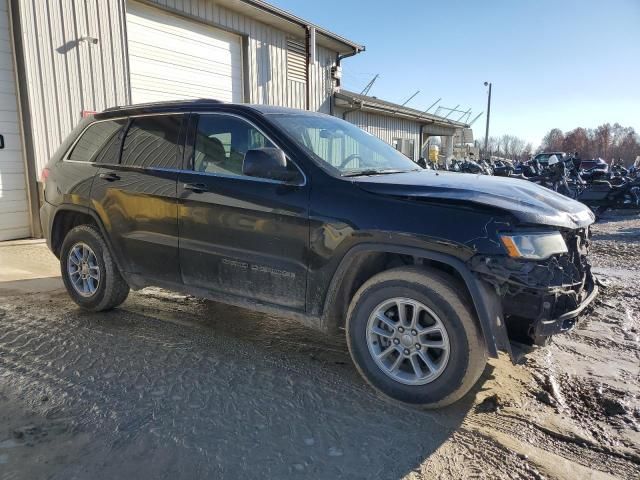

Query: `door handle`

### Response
(184, 183, 208, 193)
(99, 172, 120, 182)
(0, 134, 4, 149)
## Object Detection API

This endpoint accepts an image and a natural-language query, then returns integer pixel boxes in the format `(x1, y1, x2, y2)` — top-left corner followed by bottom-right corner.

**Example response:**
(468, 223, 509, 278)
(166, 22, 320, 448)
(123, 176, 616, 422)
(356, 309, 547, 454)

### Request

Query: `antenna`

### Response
(414, 98, 441, 120)
(360, 74, 379, 96)
(469, 112, 484, 126)
(401, 90, 420, 106)
(456, 108, 471, 122)
(443, 105, 460, 119)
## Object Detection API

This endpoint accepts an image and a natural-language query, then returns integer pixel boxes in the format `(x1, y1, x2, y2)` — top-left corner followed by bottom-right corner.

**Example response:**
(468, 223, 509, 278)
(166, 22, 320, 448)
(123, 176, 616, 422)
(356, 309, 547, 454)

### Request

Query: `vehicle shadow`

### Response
(56, 293, 488, 479)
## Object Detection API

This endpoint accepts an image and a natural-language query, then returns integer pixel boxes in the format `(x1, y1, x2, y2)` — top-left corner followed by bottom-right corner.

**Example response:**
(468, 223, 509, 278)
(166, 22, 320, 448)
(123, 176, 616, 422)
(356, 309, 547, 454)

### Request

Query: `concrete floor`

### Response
(0, 239, 62, 294)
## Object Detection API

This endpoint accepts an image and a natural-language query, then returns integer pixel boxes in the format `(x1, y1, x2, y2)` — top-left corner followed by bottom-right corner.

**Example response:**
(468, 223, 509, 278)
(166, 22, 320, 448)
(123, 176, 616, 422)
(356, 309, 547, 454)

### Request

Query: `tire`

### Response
(346, 266, 487, 408)
(60, 225, 130, 311)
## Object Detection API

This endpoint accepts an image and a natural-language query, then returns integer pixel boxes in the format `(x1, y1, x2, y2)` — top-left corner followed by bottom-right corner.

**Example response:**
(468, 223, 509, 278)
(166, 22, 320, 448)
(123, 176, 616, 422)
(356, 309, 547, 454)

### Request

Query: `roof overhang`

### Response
(217, 0, 365, 55)
(334, 90, 469, 135)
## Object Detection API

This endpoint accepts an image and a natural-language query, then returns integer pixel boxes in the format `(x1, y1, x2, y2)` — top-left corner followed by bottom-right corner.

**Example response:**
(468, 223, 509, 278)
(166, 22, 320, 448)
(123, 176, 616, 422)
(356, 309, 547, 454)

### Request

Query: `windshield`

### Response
(267, 113, 420, 175)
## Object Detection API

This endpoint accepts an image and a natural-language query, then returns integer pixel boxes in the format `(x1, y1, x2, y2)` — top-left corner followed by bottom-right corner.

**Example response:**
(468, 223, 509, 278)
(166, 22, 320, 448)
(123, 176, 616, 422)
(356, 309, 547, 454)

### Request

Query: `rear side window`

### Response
(68, 119, 126, 163)
(121, 115, 183, 169)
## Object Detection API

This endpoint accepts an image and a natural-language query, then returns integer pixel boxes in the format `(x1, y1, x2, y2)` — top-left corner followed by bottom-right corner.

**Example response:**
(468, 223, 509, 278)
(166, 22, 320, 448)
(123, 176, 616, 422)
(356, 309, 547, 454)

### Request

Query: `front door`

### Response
(91, 114, 185, 284)
(178, 113, 309, 310)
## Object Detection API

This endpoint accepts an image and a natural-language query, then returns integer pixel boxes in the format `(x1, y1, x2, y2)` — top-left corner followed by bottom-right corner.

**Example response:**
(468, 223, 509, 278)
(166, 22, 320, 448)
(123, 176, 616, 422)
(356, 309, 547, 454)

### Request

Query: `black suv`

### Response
(41, 100, 598, 408)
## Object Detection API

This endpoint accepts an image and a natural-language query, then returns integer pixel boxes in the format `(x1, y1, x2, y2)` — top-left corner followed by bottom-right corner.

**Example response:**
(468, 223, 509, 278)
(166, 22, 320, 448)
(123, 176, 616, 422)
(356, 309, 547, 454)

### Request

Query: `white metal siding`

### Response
(127, 1, 243, 104)
(339, 109, 422, 161)
(15, 0, 129, 180)
(0, 0, 29, 240)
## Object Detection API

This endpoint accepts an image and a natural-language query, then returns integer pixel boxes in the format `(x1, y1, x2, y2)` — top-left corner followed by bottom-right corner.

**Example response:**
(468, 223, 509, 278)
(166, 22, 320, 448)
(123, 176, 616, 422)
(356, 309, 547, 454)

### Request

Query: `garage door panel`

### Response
(0, 173, 28, 191)
(131, 76, 242, 102)
(128, 38, 238, 72)
(0, 92, 17, 112)
(0, 226, 31, 242)
(0, 150, 21, 165)
(0, 109, 19, 123)
(127, 1, 243, 104)
(0, 119, 19, 134)
(127, 19, 241, 58)
(0, 160, 27, 175)
(0, 198, 29, 215)
(129, 55, 241, 91)
(127, 5, 240, 52)
(0, 189, 28, 203)
(0, 133, 21, 150)
(129, 43, 241, 80)
(0, 0, 30, 240)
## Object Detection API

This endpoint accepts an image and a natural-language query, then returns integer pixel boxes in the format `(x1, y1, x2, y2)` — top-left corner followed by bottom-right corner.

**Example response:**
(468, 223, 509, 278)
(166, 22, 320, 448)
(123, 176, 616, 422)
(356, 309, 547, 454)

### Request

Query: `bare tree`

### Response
(537, 123, 640, 165)
(541, 128, 565, 151)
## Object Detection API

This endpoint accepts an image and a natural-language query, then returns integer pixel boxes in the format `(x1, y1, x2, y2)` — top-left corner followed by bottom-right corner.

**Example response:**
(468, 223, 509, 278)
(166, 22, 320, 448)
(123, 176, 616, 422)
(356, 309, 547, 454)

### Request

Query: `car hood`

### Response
(352, 170, 595, 229)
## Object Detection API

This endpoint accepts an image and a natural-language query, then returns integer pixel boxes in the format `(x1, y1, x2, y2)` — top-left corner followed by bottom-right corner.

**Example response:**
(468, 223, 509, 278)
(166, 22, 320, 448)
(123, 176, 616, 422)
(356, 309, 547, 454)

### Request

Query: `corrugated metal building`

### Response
(0, 0, 466, 241)
(334, 90, 468, 162)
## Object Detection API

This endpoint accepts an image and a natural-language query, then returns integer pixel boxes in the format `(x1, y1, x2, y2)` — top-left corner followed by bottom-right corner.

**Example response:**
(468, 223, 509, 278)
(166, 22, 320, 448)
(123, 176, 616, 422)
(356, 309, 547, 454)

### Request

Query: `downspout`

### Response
(334, 49, 362, 90)
(305, 26, 310, 110)
(419, 124, 424, 163)
(331, 48, 363, 118)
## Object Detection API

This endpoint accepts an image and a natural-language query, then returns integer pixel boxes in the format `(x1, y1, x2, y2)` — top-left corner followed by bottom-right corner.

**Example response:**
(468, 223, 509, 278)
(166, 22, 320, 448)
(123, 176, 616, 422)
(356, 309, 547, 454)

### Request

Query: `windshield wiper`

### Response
(341, 168, 418, 177)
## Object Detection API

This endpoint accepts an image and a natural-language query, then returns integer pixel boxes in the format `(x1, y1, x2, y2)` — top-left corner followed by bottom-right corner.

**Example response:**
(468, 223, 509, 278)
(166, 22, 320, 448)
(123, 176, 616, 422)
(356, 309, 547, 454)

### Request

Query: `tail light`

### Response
(40, 167, 50, 192)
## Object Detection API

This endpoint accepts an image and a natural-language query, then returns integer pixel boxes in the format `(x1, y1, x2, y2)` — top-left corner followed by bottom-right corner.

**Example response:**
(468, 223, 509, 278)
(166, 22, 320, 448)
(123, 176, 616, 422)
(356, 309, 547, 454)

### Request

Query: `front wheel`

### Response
(346, 267, 487, 408)
(60, 225, 130, 311)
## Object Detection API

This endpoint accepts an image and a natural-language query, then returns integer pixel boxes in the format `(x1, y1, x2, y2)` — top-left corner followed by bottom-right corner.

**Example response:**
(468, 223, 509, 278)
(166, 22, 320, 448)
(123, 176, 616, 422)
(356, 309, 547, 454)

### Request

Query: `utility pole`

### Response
(483, 82, 492, 154)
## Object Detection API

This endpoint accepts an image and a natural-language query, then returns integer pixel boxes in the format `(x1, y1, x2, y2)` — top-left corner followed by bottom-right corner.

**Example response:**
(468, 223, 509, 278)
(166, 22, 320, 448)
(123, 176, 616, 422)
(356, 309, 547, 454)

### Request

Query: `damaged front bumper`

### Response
(469, 228, 598, 345)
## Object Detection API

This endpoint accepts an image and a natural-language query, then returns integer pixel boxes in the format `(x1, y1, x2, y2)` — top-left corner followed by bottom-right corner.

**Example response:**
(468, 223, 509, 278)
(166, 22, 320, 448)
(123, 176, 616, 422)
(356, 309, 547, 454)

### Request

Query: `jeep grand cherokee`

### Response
(40, 100, 598, 408)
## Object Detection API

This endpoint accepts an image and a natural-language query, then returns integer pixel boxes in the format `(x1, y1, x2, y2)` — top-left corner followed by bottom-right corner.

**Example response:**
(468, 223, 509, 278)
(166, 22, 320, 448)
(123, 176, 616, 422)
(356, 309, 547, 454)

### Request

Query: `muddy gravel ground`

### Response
(1, 214, 639, 480)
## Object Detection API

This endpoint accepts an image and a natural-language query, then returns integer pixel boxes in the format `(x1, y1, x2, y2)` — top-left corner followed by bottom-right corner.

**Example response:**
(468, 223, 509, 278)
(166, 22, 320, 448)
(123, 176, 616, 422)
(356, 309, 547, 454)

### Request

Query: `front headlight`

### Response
(500, 231, 568, 260)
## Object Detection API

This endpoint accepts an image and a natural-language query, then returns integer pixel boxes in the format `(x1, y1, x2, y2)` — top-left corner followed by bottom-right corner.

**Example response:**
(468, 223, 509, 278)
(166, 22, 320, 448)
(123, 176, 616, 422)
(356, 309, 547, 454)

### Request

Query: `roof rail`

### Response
(103, 98, 224, 113)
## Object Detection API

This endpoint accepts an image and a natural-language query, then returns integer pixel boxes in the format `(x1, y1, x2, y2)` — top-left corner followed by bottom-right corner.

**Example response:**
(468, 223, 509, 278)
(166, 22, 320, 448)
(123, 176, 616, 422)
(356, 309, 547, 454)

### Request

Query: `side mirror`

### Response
(242, 148, 300, 183)
(417, 157, 427, 169)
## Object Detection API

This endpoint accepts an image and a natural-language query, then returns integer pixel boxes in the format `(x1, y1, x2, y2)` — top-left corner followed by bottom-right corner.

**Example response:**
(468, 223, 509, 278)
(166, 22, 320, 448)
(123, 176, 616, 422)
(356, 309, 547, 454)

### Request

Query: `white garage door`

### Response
(126, 1, 243, 104)
(0, 0, 30, 241)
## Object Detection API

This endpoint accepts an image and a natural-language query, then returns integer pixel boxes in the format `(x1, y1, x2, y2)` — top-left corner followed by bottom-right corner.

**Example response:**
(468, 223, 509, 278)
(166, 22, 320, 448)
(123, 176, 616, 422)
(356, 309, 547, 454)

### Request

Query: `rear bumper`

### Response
(39, 201, 55, 251)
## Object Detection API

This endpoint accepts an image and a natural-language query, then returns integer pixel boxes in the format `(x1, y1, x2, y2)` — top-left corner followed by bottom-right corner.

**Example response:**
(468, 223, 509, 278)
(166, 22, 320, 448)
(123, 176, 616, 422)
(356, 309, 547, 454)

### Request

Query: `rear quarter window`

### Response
(68, 119, 127, 164)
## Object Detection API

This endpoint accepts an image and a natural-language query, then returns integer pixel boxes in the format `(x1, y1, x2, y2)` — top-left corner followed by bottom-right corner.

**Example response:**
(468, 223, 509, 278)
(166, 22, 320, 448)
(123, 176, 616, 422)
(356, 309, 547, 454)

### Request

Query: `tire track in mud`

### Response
(0, 293, 473, 479)
(3, 291, 637, 480)
(466, 412, 640, 479)
(2, 214, 640, 479)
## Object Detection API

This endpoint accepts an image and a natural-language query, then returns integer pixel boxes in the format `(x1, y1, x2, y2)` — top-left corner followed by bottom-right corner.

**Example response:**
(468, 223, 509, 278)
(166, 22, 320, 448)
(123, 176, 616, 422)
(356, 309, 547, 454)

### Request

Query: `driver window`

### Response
(193, 114, 275, 176)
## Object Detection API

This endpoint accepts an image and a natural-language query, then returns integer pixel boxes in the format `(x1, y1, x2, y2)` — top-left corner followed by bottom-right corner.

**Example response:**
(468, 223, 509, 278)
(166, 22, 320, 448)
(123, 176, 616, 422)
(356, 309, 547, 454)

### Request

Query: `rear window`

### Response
(121, 115, 184, 169)
(68, 119, 127, 163)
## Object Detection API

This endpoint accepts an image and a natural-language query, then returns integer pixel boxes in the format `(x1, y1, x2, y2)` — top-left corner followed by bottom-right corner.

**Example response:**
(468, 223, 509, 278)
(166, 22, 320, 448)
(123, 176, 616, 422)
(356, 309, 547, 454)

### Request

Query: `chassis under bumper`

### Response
(531, 278, 599, 338)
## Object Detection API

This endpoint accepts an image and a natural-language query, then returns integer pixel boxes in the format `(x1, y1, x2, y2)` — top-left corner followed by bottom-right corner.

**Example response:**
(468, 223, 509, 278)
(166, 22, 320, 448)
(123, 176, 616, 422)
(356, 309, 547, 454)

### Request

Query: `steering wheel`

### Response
(340, 153, 365, 169)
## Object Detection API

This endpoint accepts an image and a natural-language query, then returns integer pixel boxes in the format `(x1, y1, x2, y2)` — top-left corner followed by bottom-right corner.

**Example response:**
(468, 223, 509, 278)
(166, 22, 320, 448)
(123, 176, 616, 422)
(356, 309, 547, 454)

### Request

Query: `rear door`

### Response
(91, 114, 185, 284)
(177, 113, 309, 310)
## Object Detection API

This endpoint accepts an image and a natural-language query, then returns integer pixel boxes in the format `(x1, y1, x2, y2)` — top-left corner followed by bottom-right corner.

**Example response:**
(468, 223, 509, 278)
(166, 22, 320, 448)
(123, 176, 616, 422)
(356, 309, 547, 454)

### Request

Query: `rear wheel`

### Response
(60, 225, 129, 311)
(346, 267, 487, 408)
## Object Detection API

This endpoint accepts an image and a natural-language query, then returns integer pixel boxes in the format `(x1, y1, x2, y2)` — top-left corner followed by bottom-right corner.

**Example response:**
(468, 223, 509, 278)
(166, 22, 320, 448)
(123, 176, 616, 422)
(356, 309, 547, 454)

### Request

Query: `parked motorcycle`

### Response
(492, 160, 514, 177)
(578, 179, 640, 213)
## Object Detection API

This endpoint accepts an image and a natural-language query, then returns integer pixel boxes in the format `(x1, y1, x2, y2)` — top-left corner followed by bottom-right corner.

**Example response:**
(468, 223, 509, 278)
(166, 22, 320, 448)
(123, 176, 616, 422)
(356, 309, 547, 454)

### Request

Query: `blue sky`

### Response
(269, 0, 640, 147)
